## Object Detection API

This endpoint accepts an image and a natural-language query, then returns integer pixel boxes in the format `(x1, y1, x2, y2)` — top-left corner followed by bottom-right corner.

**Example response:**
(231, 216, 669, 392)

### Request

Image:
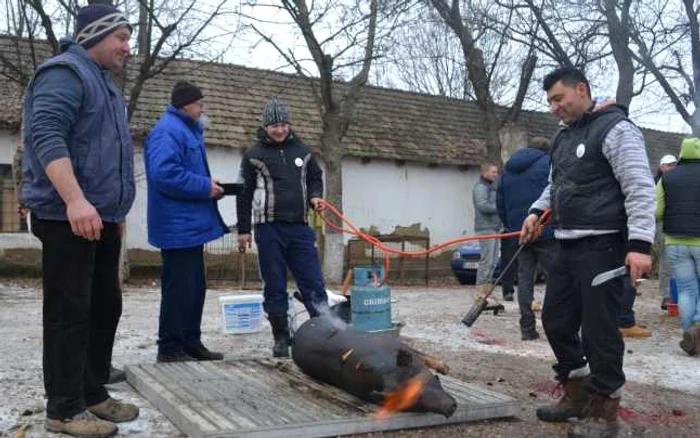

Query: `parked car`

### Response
(450, 242, 481, 285)
(450, 242, 546, 285)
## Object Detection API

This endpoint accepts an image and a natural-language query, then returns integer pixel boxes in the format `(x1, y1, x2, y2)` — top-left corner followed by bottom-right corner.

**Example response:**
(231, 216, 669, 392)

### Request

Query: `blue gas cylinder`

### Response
(350, 265, 392, 331)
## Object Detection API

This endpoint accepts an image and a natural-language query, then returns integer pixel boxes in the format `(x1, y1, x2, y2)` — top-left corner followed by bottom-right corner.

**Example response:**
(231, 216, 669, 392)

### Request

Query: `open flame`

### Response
(374, 372, 429, 418)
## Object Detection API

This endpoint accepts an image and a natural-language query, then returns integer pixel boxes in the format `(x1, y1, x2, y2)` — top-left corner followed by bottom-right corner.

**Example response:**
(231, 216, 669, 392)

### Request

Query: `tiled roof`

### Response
(0, 36, 689, 167)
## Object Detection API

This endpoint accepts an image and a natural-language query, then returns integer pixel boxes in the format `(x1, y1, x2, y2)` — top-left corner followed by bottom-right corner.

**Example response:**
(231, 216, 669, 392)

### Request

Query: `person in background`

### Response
(656, 138, 700, 356)
(618, 277, 652, 338)
(236, 97, 327, 358)
(21, 4, 139, 436)
(655, 154, 677, 310)
(497, 137, 555, 341)
(473, 163, 502, 298)
(145, 81, 227, 363)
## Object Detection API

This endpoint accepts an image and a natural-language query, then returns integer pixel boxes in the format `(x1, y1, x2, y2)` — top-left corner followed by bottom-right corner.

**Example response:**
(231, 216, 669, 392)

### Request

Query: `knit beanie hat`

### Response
(74, 4, 131, 50)
(263, 97, 290, 126)
(171, 81, 203, 108)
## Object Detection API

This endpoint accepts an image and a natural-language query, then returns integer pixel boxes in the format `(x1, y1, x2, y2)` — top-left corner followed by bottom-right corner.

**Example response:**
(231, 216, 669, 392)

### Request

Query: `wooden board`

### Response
(126, 358, 519, 438)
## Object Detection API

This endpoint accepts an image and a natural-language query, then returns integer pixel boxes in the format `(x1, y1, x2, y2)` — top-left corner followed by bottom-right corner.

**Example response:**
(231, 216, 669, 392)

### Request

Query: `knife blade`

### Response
(591, 266, 628, 287)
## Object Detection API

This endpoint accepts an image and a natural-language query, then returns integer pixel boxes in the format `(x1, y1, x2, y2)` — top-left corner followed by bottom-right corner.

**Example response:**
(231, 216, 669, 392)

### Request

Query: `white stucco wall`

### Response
(0, 131, 19, 165)
(342, 158, 480, 245)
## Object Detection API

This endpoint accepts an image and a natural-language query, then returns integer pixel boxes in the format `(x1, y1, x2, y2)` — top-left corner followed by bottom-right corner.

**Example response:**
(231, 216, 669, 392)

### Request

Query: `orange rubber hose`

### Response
(316, 199, 551, 286)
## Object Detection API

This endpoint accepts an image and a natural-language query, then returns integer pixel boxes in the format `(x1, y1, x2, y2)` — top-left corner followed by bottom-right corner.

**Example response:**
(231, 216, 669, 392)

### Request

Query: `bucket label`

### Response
(223, 302, 262, 332)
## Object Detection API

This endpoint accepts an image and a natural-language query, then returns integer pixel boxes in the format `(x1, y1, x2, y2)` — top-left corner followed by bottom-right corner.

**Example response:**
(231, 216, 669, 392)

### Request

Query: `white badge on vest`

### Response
(576, 143, 586, 158)
(294, 157, 304, 167)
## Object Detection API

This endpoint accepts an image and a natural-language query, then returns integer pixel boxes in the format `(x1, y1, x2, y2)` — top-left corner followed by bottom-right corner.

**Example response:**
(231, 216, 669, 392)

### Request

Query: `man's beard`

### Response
(199, 114, 210, 127)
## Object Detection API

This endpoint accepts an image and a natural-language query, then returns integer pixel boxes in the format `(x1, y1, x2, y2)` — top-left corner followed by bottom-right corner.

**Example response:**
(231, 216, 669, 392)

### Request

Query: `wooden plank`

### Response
(125, 365, 217, 438)
(127, 358, 519, 438)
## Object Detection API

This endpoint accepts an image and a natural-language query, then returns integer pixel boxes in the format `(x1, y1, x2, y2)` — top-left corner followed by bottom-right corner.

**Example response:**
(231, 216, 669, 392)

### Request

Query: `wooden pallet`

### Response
(126, 358, 519, 438)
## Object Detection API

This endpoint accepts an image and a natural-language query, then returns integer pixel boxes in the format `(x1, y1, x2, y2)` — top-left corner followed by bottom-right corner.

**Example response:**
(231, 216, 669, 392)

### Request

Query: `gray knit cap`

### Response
(262, 97, 290, 126)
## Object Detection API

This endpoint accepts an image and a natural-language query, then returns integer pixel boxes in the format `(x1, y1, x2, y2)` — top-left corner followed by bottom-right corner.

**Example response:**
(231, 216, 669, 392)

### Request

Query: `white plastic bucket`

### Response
(219, 294, 264, 334)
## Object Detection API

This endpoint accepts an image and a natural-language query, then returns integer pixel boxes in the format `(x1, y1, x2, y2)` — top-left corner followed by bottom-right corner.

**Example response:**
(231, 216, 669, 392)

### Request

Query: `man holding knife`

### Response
(520, 68, 655, 438)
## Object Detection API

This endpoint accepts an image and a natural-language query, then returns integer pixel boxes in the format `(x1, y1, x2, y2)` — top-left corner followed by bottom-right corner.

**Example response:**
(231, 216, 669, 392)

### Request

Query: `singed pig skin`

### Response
(292, 316, 457, 417)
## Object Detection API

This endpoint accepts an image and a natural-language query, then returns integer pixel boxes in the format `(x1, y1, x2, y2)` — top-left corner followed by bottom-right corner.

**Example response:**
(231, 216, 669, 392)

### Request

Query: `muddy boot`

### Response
(679, 324, 700, 356)
(567, 393, 620, 438)
(268, 313, 290, 358)
(88, 398, 139, 423)
(46, 410, 117, 437)
(536, 375, 591, 422)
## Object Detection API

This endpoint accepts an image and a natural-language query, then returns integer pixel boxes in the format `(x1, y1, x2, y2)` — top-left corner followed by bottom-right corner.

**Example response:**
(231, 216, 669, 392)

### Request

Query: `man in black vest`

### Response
(656, 138, 700, 356)
(521, 68, 656, 437)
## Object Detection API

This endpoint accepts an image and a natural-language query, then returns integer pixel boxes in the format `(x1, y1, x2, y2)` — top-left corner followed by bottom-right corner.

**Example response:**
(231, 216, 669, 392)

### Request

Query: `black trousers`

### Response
(158, 245, 206, 355)
(517, 239, 556, 332)
(500, 236, 518, 296)
(542, 233, 626, 395)
(32, 216, 122, 420)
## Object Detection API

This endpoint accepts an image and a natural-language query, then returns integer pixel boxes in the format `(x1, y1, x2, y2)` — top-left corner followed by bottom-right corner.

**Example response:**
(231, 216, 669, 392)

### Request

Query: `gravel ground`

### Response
(1, 278, 698, 437)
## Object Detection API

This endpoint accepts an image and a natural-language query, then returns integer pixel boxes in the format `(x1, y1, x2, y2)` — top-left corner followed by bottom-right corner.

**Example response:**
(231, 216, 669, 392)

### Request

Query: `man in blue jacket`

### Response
(145, 81, 227, 363)
(497, 138, 555, 341)
(21, 4, 138, 436)
(236, 97, 326, 358)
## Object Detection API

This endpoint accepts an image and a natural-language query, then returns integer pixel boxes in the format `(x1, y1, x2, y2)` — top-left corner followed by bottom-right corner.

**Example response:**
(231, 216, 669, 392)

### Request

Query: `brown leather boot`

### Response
(567, 393, 620, 438)
(88, 398, 139, 423)
(45, 410, 117, 437)
(536, 376, 591, 422)
(619, 324, 652, 338)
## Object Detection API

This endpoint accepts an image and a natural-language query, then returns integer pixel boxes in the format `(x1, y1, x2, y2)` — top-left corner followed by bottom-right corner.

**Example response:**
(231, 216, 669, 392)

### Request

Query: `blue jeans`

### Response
(254, 223, 327, 315)
(666, 244, 700, 331)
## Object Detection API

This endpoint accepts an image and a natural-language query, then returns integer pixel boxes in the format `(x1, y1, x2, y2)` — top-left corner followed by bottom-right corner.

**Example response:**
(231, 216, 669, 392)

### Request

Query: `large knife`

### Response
(591, 266, 628, 287)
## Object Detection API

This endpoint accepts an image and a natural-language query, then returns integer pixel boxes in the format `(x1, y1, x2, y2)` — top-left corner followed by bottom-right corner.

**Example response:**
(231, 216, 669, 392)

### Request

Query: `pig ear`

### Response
(396, 348, 413, 367)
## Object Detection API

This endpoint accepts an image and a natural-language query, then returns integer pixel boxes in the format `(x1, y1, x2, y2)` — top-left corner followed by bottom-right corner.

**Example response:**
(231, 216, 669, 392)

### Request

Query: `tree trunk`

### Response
(320, 120, 345, 284)
(603, 0, 634, 107)
(464, 47, 502, 166)
(137, 0, 150, 55)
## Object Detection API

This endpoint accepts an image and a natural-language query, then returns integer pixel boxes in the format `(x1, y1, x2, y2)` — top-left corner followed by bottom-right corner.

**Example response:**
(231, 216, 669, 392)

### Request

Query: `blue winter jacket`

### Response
(496, 147, 554, 239)
(144, 105, 227, 249)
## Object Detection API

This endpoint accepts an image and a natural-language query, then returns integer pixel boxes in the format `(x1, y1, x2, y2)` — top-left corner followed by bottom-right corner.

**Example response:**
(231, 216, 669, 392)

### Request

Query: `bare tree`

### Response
(428, 0, 537, 164)
(380, 3, 468, 99)
(124, 0, 231, 119)
(627, 0, 699, 134)
(601, 0, 635, 106)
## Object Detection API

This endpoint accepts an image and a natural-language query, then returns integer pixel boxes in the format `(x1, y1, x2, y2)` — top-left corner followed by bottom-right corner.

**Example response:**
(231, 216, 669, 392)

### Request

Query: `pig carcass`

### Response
(291, 316, 457, 417)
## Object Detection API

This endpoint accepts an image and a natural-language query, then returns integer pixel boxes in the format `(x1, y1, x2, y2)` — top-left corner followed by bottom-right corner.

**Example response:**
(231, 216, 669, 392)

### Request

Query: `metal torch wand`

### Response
(461, 209, 551, 327)
(461, 241, 527, 327)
